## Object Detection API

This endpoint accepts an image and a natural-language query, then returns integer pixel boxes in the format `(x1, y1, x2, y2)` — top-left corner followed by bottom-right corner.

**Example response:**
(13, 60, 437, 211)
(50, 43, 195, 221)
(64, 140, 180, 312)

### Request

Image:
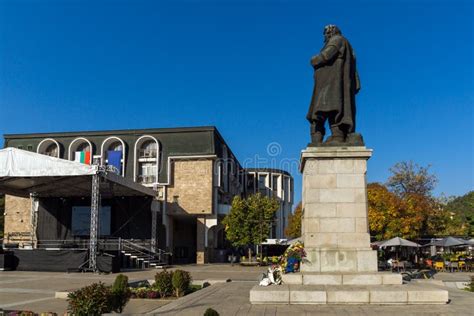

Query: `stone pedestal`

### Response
(249, 146, 449, 305)
(301, 146, 377, 273)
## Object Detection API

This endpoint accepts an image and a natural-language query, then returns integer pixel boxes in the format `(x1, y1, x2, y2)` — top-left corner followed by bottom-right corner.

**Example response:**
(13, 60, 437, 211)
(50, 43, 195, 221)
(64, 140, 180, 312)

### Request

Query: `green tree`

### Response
(285, 202, 302, 238)
(440, 191, 474, 236)
(387, 161, 438, 197)
(222, 193, 279, 262)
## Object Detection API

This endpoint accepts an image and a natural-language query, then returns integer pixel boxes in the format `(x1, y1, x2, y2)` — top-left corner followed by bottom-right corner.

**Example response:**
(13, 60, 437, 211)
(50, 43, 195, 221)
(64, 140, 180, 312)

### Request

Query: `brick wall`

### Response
(166, 159, 214, 215)
(4, 195, 33, 245)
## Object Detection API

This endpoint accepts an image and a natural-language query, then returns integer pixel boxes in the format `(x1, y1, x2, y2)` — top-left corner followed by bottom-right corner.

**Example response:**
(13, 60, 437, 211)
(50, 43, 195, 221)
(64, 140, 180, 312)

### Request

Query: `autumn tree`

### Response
(369, 161, 470, 240)
(285, 202, 302, 239)
(367, 183, 398, 240)
(222, 193, 279, 261)
(387, 161, 437, 197)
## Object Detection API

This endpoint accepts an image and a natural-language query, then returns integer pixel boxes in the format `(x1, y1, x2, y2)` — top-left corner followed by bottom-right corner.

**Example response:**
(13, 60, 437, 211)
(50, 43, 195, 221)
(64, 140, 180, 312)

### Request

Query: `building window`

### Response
(69, 138, 93, 164)
(218, 161, 224, 187)
(258, 174, 268, 196)
(139, 163, 157, 184)
(282, 177, 291, 202)
(138, 140, 157, 158)
(37, 138, 61, 158)
(18, 145, 24, 150)
(27, 145, 33, 151)
(272, 174, 279, 198)
(246, 173, 255, 193)
(101, 137, 126, 176)
(282, 176, 288, 202)
(134, 135, 159, 185)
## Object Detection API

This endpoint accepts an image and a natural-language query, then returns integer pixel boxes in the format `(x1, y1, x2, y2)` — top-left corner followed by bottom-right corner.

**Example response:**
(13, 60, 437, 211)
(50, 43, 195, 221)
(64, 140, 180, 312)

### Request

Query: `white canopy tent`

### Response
(0, 147, 156, 272)
(0, 147, 96, 177)
(0, 148, 154, 197)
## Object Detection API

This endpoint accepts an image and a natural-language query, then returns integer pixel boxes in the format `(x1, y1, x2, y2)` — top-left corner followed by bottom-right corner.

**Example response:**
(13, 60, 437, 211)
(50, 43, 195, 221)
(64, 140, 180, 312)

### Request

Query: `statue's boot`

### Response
(309, 132, 324, 146)
(324, 127, 345, 146)
(345, 133, 365, 146)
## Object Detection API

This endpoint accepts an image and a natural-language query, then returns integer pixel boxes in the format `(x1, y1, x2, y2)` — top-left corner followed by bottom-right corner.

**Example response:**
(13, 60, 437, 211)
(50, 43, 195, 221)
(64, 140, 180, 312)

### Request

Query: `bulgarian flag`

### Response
(75, 151, 91, 165)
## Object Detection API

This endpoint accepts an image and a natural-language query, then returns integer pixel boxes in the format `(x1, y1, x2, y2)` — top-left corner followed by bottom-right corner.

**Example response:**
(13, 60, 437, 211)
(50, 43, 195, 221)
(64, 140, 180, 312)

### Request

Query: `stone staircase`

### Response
(250, 282, 449, 305)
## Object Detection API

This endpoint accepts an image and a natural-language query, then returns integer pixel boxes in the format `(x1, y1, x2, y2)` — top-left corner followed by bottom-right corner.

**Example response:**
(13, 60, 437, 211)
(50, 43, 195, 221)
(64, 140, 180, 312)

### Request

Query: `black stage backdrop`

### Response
(37, 196, 154, 242)
(11, 249, 120, 273)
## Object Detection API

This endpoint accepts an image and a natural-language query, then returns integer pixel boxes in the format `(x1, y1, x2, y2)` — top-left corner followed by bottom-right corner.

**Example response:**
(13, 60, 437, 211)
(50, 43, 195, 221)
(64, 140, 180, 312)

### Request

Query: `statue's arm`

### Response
(310, 37, 342, 68)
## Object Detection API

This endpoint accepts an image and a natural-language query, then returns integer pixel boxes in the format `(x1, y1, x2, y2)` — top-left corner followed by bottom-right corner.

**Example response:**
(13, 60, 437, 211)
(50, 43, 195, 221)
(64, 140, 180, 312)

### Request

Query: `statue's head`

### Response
(323, 24, 341, 42)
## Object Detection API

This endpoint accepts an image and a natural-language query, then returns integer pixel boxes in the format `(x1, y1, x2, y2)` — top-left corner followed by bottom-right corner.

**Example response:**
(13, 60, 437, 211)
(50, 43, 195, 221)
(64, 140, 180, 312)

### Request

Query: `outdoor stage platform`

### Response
(0, 148, 160, 272)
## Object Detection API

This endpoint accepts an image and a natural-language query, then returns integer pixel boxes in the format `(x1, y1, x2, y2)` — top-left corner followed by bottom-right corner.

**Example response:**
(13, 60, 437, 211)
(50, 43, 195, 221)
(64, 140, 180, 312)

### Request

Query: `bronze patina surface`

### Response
(307, 25, 364, 147)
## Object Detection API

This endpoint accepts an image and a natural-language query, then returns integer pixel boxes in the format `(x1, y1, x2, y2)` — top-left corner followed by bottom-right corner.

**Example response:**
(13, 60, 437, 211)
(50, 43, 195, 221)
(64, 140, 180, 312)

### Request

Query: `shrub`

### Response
(110, 274, 131, 312)
(147, 290, 159, 299)
(67, 282, 113, 316)
(133, 287, 149, 298)
(172, 269, 192, 297)
(154, 269, 173, 298)
(204, 308, 220, 316)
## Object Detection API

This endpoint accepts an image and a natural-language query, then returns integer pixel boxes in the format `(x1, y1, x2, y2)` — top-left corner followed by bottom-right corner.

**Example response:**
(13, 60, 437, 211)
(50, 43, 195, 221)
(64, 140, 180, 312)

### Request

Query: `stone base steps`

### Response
(250, 284, 449, 305)
(282, 272, 403, 285)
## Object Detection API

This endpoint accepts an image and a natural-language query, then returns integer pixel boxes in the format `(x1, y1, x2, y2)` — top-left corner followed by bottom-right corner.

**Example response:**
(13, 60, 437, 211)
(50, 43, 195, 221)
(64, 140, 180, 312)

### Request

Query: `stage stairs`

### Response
(119, 239, 170, 269)
(34, 238, 171, 270)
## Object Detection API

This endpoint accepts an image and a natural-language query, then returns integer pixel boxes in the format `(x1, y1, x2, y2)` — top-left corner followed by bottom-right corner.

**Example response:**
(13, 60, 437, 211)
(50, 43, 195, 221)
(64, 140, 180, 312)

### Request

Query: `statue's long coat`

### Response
(307, 34, 360, 132)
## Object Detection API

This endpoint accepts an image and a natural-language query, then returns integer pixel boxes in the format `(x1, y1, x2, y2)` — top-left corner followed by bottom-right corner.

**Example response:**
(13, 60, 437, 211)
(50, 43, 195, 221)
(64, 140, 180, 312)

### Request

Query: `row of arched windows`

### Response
(36, 135, 160, 185)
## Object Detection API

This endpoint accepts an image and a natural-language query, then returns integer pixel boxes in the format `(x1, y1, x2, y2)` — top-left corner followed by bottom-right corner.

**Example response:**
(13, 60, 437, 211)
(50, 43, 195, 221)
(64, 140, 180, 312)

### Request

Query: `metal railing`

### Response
(137, 175, 157, 184)
(36, 238, 119, 250)
(120, 239, 170, 265)
(138, 149, 157, 159)
(32, 238, 171, 267)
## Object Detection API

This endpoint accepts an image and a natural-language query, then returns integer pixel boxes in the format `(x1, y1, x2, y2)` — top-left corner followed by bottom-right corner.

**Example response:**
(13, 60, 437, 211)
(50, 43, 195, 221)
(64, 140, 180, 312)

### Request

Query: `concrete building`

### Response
(2, 126, 293, 264)
(244, 169, 293, 239)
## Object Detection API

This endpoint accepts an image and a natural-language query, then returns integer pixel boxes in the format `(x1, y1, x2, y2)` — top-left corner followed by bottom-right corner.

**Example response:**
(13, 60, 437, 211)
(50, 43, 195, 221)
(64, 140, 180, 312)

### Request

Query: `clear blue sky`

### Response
(1, 0, 473, 204)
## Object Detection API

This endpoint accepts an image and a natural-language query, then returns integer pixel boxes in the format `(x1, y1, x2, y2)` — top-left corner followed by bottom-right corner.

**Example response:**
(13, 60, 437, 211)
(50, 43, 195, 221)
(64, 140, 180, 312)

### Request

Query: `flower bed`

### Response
(130, 269, 201, 299)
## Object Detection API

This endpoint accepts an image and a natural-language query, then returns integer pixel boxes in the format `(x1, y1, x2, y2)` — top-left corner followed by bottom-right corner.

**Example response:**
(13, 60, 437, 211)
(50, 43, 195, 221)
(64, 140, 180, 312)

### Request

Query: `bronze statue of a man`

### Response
(307, 25, 364, 146)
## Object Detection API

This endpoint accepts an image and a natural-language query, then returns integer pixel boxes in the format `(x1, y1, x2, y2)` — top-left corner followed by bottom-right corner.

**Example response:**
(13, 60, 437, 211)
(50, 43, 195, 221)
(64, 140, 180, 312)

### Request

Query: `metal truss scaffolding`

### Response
(89, 172, 100, 272)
